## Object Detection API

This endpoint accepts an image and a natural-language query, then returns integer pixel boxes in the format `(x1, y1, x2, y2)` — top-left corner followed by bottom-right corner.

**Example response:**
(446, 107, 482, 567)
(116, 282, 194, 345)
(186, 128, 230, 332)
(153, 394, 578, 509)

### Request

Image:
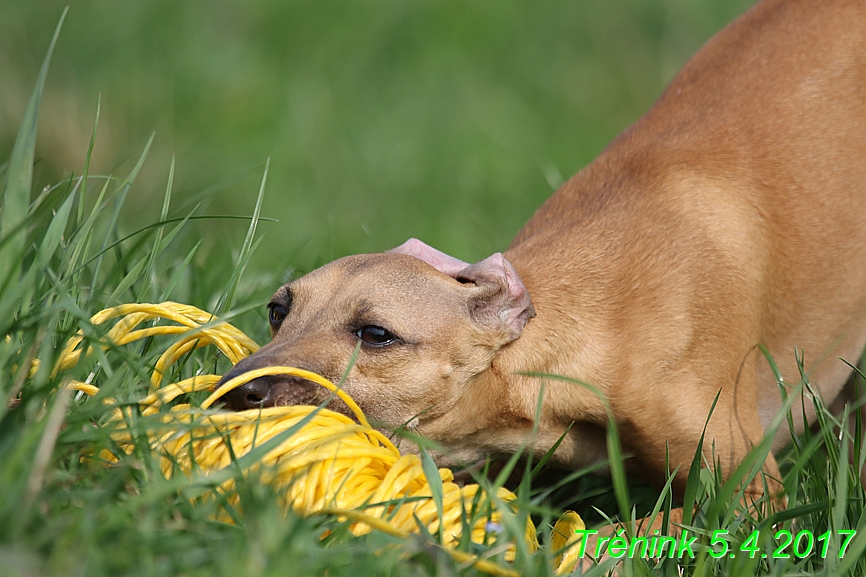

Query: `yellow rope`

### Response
(57, 301, 584, 574)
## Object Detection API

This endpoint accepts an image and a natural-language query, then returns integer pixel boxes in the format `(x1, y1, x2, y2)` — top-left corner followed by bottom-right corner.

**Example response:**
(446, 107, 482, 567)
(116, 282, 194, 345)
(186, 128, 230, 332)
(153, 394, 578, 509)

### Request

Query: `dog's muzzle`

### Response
(216, 365, 321, 411)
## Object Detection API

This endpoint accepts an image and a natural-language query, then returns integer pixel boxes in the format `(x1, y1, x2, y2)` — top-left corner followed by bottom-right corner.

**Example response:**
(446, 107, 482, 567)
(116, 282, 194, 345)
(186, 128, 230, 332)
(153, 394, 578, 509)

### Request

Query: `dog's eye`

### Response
(354, 325, 398, 346)
(268, 303, 288, 328)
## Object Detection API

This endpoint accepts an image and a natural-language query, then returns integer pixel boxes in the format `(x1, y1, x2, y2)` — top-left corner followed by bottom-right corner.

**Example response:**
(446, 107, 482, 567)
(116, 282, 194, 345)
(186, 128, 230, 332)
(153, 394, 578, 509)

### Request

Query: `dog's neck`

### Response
(447, 164, 654, 466)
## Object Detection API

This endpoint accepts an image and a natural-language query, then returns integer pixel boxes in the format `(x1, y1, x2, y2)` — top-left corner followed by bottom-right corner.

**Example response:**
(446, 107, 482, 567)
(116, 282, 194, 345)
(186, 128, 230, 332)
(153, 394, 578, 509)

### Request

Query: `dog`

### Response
(220, 0, 866, 534)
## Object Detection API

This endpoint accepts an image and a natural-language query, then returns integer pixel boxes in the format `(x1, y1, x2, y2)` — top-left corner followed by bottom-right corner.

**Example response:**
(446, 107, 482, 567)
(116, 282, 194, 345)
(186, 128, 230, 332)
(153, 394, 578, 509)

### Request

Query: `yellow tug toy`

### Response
(56, 302, 584, 576)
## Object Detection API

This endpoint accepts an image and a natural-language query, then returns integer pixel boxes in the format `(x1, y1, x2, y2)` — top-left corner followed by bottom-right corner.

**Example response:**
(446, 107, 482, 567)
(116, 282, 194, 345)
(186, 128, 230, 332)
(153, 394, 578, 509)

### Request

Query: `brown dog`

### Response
(221, 0, 866, 522)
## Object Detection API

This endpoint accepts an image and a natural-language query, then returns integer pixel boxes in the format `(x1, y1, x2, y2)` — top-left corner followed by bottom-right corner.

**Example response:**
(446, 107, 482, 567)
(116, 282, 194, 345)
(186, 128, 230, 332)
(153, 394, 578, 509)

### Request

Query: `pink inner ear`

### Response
(461, 253, 535, 340)
(388, 238, 469, 277)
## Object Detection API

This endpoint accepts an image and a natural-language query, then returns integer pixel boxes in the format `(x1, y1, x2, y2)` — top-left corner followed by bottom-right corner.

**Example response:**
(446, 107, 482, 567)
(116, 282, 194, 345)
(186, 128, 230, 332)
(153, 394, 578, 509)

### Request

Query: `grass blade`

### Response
(144, 157, 175, 301)
(215, 158, 268, 315)
(0, 8, 67, 294)
(420, 447, 445, 545)
(78, 95, 101, 226)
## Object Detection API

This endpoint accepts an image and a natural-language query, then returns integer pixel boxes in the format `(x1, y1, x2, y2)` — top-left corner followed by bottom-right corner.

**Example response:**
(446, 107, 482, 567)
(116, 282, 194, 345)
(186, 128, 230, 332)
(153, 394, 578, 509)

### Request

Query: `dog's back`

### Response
(505, 0, 866, 457)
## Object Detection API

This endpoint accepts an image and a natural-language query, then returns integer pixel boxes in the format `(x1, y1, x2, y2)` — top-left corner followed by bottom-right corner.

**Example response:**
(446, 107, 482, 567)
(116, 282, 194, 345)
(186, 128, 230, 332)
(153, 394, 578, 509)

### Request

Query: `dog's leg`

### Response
(572, 372, 786, 571)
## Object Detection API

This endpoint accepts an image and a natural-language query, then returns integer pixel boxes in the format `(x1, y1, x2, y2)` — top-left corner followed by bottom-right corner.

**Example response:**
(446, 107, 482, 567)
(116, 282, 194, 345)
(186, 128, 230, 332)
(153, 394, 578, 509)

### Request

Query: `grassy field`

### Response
(2, 3, 866, 577)
(1, 0, 757, 275)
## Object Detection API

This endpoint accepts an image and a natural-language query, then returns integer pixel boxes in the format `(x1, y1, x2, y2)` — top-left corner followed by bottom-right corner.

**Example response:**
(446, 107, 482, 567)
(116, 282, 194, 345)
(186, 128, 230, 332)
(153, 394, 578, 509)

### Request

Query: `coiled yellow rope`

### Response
(57, 302, 584, 575)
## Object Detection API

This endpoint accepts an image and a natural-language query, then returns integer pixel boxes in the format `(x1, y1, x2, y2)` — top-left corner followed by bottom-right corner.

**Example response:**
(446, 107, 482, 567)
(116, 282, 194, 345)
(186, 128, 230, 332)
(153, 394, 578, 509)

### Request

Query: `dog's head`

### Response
(218, 238, 534, 454)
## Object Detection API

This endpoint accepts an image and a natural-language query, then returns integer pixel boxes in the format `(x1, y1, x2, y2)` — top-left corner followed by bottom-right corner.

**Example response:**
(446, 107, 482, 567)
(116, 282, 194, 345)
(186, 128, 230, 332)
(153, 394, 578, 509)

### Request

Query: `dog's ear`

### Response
(389, 239, 534, 342)
(388, 238, 469, 276)
(456, 253, 535, 343)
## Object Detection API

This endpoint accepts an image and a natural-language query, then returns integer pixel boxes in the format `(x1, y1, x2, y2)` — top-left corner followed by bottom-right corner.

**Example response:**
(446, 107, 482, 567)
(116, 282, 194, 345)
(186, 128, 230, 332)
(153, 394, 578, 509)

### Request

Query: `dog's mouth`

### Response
(216, 373, 359, 422)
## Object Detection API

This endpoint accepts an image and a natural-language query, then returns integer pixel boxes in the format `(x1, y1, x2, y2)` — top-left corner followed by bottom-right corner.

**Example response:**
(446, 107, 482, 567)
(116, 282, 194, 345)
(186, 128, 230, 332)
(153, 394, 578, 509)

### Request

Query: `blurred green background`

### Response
(1, 0, 754, 284)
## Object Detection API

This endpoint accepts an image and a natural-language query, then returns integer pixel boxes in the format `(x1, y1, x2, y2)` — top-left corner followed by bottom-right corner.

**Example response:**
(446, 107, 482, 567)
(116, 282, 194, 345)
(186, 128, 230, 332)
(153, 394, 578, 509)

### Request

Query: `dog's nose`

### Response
(221, 375, 275, 410)
(216, 362, 324, 410)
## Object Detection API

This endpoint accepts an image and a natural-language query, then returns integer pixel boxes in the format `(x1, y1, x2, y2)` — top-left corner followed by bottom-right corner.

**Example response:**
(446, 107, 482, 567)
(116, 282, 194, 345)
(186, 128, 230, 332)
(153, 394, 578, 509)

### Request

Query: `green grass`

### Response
(3, 8, 866, 577)
(0, 0, 756, 274)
